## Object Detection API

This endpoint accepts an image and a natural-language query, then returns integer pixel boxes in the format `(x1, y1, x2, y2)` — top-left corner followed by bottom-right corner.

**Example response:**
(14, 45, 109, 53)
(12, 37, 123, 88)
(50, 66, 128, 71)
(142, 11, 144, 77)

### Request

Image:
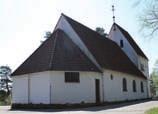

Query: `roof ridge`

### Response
(49, 29, 59, 69)
(59, 14, 103, 72)
(62, 14, 131, 55)
(62, 14, 108, 39)
(62, 14, 127, 47)
(51, 29, 101, 72)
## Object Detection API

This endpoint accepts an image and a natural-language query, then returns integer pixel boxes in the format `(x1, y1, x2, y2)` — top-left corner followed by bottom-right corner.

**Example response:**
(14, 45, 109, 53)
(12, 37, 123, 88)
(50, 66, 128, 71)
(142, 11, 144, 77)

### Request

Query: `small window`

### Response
(141, 82, 144, 93)
(110, 74, 113, 80)
(65, 72, 80, 83)
(133, 80, 137, 92)
(123, 78, 127, 92)
(140, 64, 145, 71)
(120, 40, 124, 48)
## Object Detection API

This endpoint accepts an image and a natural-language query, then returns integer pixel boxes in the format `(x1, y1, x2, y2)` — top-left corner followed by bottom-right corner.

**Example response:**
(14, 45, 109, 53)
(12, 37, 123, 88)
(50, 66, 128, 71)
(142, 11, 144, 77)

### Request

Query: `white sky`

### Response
(0, 0, 157, 74)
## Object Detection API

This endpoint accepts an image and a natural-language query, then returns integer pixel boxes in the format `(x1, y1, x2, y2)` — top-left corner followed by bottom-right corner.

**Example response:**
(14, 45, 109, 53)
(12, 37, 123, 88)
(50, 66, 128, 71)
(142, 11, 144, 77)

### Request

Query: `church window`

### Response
(120, 40, 124, 48)
(133, 80, 137, 92)
(110, 74, 113, 80)
(140, 64, 145, 71)
(65, 72, 80, 83)
(123, 78, 127, 92)
(141, 81, 144, 93)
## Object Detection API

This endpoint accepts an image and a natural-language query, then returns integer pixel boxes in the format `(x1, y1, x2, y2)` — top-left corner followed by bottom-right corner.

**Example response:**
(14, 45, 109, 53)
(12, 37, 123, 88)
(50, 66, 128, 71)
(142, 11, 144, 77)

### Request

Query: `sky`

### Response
(0, 0, 157, 74)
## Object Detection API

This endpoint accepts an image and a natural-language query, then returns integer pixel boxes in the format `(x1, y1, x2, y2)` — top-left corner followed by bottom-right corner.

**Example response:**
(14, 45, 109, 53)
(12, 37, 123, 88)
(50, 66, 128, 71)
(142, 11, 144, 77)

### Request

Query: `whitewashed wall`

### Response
(103, 69, 148, 102)
(29, 72, 50, 104)
(138, 56, 149, 77)
(12, 71, 103, 104)
(12, 71, 50, 104)
(49, 71, 102, 104)
(12, 75, 29, 104)
(109, 25, 139, 67)
(138, 56, 150, 97)
(12, 70, 149, 104)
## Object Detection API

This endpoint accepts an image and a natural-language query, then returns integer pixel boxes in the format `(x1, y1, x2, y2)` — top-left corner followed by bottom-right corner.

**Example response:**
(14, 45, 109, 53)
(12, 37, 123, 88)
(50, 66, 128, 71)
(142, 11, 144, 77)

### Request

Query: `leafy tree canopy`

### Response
(150, 60, 158, 96)
(0, 66, 12, 94)
(95, 27, 108, 37)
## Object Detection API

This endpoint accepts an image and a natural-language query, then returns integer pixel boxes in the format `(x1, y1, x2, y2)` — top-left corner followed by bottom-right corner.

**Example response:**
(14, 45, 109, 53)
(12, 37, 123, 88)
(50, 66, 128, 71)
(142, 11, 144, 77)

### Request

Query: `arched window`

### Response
(133, 80, 136, 92)
(141, 81, 144, 93)
(123, 78, 127, 92)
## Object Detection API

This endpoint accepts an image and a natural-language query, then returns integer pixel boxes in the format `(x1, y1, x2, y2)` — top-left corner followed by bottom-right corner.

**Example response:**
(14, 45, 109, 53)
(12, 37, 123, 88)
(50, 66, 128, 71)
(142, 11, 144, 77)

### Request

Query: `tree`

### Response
(0, 66, 12, 95)
(153, 60, 158, 73)
(95, 27, 108, 37)
(0, 90, 7, 102)
(150, 60, 158, 97)
(135, 0, 158, 36)
(41, 31, 52, 43)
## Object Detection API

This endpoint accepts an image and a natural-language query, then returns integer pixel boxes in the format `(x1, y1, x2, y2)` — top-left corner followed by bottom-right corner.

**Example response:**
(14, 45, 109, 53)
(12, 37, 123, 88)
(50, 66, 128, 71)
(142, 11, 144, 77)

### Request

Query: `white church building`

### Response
(11, 14, 150, 106)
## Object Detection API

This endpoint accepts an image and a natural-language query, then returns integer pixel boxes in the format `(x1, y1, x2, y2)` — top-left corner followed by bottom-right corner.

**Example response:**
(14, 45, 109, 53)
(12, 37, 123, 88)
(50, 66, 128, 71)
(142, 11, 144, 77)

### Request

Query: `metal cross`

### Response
(112, 5, 115, 23)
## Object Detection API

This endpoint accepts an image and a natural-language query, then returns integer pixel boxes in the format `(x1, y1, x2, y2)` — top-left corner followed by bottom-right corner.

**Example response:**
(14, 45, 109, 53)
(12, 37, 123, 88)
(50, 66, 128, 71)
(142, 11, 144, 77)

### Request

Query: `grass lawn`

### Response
(146, 107, 158, 114)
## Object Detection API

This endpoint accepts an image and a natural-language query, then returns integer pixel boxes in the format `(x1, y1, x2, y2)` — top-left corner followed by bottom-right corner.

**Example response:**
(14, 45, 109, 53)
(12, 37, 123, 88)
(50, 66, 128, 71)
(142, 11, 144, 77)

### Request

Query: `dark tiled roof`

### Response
(12, 14, 146, 79)
(12, 30, 100, 76)
(50, 30, 100, 72)
(115, 23, 148, 60)
(63, 14, 146, 79)
(11, 31, 56, 76)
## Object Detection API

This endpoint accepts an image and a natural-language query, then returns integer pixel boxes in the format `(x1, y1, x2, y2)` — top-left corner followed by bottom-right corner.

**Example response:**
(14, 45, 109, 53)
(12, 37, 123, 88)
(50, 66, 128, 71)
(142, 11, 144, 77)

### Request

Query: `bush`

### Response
(0, 90, 11, 105)
(0, 90, 7, 101)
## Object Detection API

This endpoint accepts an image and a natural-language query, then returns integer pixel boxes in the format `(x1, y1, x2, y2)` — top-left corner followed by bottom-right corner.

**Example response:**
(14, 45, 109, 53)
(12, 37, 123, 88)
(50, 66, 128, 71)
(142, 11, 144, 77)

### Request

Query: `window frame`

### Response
(133, 80, 137, 92)
(122, 78, 127, 92)
(110, 74, 113, 80)
(140, 63, 145, 71)
(120, 39, 124, 48)
(65, 72, 80, 83)
(141, 81, 144, 93)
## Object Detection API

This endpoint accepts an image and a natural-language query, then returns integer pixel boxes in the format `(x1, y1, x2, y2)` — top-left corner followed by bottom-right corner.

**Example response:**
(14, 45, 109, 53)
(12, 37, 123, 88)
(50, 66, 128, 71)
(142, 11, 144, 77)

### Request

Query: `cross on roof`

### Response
(112, 5, 115, 23)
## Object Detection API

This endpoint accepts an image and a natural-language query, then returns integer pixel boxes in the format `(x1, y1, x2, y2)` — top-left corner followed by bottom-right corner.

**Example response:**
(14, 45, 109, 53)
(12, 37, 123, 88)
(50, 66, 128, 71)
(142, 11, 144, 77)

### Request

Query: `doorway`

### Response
(95, 79, 100, 103)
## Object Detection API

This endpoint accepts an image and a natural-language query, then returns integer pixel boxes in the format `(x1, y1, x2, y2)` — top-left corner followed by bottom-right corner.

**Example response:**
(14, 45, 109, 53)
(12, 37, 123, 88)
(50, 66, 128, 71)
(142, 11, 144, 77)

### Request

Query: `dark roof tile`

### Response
(12, 29, 100, 76)
(63, 14, 146, 79)
(12, 14, 146, 79)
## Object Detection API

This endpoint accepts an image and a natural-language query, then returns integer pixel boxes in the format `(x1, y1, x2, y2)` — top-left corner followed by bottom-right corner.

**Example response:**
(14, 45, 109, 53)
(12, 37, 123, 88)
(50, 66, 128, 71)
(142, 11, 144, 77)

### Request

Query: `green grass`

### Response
(146, 107, 158, 114)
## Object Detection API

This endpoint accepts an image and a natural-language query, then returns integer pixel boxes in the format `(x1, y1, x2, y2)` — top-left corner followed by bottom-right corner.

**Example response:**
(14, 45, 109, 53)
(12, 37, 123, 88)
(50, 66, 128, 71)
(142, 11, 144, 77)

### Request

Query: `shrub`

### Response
(0, 90, 7, 101)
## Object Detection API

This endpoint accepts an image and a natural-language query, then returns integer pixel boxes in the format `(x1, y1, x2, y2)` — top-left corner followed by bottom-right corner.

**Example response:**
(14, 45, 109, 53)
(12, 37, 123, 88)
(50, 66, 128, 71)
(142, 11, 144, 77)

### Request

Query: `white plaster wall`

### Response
(138, 56, 150, 98)
(49, 71, 103, 104)
(12, 75, 28, 104)
(103, 69, 148, 102)
(12, 70, 149, 104)
(138, 56, 149, 77)
(29, 72, 50, 104)
(109, 25, 139, 67)
(12, 71, 51, 104)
